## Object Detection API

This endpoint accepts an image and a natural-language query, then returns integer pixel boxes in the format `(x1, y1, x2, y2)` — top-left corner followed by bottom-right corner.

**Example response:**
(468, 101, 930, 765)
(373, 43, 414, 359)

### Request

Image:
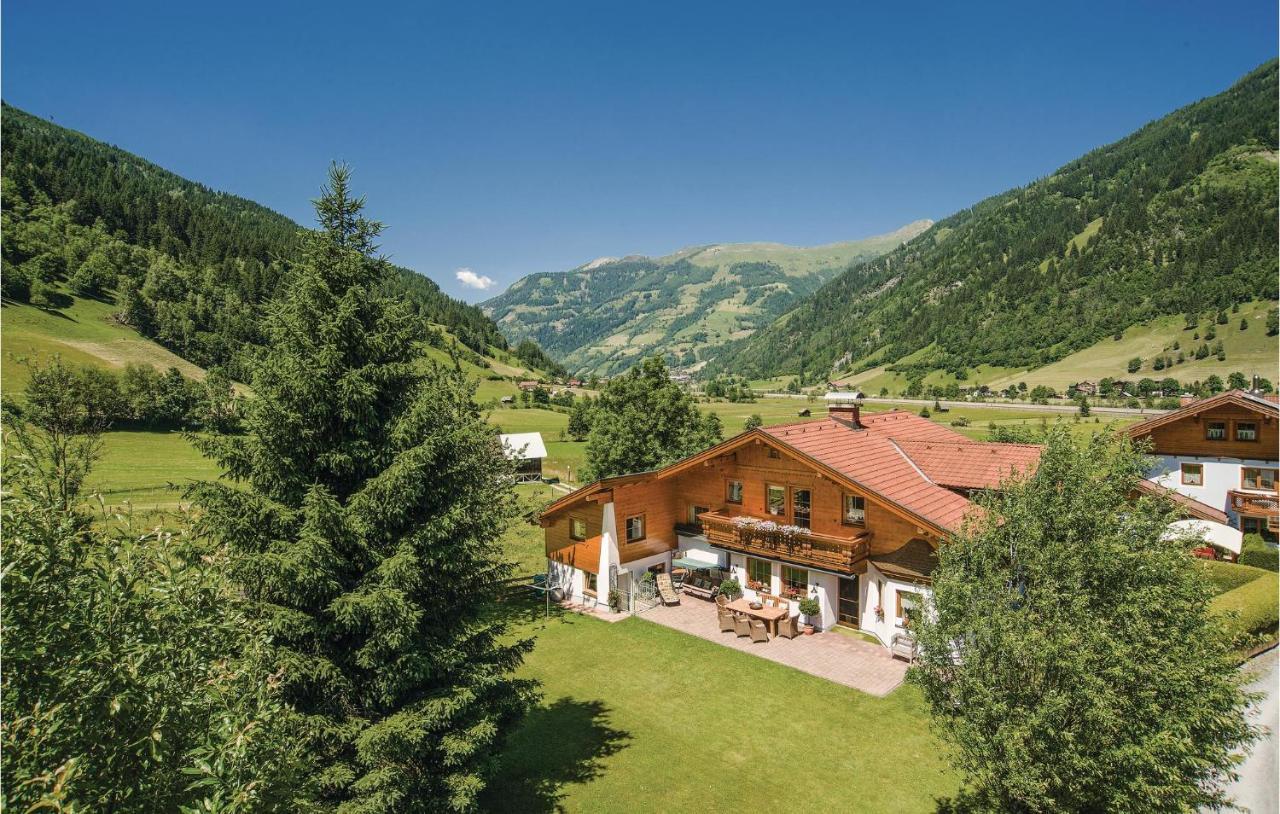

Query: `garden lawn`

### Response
(483, 604, 957, 813)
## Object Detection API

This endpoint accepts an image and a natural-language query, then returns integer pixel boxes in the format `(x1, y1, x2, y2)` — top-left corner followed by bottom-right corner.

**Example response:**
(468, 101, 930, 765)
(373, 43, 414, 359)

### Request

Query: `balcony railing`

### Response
(698, 510, 870, 573)
(1229, 490, 1280, 518)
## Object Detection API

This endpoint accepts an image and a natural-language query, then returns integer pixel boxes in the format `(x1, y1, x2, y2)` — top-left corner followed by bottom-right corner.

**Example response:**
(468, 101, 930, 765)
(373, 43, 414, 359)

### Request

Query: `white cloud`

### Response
(455, 267, 495, 291)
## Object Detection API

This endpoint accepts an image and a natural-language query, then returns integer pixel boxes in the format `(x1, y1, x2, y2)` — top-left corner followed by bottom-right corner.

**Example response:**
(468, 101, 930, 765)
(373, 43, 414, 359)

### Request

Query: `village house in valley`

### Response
(1129, 389, 1279, 546)
(540, 398, 1042, 647)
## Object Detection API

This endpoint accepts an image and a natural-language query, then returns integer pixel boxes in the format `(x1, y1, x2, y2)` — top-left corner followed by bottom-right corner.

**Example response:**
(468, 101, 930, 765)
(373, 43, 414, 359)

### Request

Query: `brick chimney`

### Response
(828, 402, 862, 428)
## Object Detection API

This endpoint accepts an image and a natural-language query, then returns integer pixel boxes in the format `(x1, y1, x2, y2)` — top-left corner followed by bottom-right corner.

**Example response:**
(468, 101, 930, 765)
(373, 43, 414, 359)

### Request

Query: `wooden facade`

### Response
(543, 433, 944, 575)
(1132, 400, 1278, 459)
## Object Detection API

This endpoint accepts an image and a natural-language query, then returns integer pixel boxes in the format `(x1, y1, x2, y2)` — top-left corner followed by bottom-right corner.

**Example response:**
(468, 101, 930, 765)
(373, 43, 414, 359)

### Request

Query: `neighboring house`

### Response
(499, 432, 547, 483)
(1075, 380, 1098, 396)
(540, 400, 1040, 647)
(517, 380, 541, 391)
(1129, 390, 1279, 545)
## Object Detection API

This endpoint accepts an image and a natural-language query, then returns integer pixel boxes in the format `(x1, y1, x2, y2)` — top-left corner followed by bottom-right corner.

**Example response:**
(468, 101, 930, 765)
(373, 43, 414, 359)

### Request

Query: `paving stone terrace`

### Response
(639, 597, 909, 696)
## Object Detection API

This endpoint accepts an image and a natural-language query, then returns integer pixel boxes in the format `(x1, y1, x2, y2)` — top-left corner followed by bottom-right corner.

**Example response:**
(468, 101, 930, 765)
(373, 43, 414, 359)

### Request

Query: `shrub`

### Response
(1211, 569, 1279, 651)
(797, 597, 821, 618)
(950, 416, 971, 427)
(1239, 534, 1278, 572)
(1197, 559, 1264, 596)
(719, 578, 741, 599)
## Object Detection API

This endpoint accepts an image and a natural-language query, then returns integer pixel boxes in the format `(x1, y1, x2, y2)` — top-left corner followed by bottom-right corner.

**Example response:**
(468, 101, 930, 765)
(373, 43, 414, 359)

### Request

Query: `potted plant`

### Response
(874, 604, 884, 622)
(798, 597, 821, 634)
(608, 588, 623, 613)
(719, 578, 741, 600)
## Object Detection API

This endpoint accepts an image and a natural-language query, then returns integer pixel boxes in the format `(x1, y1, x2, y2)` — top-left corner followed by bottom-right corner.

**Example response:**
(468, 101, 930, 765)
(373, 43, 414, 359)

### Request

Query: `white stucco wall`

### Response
(675, 533, 726, 567)
(859, 563, 932, 647)
(1146, 455, 1276, 525)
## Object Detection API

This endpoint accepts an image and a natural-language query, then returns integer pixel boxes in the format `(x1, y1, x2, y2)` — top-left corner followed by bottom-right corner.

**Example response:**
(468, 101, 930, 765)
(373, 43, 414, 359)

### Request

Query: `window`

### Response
(768, 447, 781, 459)
(792, 488, 811, 529)
(1205, 421, 1227, 441)
(569, 516, 588, 541)
(1236, 422, 1258, 442)
(746, 557, 771, 590)
(896, 590, 922, 625)
(843, 494, 866, 525)
(726, 479, 743, 504)
(1243, 467, 1278, 491)
(1180, 463, 1204, 486)
(584, 571, 598, 594)
(781, 565, 808, 597)
(687, 504, 709, 524)
(766, 485, 786, 516)
(625, 515, 646, 543)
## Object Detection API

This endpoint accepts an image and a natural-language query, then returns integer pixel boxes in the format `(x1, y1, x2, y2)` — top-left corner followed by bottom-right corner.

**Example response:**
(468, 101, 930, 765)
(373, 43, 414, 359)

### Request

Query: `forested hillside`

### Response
(714, 61, 1279, 383)
(0, 103, 520, 379)
(483, 221, 930, 376)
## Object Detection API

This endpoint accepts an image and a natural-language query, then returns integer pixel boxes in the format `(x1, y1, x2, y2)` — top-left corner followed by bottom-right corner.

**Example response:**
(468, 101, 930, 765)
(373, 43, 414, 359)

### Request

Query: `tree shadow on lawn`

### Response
(482, 697, 631, 813)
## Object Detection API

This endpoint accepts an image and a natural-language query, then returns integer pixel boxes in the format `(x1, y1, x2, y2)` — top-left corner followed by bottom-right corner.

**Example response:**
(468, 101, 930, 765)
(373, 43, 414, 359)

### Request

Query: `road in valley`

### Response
(1225, 648, 1278, 814)
(760, 393, 1168, 417)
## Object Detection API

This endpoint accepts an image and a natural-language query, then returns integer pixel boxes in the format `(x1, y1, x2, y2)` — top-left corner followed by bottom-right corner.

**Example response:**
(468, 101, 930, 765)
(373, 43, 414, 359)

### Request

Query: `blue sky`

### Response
(4, 1, 1275, 302)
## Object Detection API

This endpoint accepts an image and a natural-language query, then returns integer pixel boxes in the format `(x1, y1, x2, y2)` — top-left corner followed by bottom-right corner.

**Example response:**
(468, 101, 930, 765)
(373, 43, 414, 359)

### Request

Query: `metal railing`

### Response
(697, 511, 870, 572)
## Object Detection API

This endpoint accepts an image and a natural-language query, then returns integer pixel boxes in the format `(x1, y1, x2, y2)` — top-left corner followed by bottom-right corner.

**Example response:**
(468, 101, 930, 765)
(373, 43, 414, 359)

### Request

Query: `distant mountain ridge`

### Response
(483, 220, 932, 376)
(712, 60, 1279, 386)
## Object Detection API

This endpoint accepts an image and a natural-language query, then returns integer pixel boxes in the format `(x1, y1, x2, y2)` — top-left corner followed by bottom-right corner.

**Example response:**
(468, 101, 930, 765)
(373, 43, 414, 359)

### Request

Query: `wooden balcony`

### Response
(1229, 490, 1279, 520)
(698, 510, 870, 573)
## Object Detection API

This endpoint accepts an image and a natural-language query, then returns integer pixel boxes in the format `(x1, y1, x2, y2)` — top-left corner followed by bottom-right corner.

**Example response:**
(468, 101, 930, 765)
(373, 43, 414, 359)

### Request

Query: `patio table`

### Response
(725, 597, 788, 636)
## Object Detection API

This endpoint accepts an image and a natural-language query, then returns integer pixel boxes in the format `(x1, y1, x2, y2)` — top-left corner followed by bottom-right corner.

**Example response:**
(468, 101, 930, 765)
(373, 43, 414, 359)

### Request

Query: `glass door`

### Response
(838, 575, 859, 627)
(792, 488, 811, 529)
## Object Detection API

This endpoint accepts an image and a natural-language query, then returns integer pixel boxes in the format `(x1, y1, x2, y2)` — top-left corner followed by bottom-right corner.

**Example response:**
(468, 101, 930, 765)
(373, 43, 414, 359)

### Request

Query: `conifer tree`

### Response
(193, 165, 535, 812)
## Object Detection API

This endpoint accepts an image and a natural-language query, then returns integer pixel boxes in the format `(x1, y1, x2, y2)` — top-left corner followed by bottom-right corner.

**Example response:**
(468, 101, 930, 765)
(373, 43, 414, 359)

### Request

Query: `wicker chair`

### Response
(733, 614, 752, 638)
(775, 614, 800, 639)
(749, 619, 769, 643)
(715, 593, 729, 608)
(718, 611, 736, 633)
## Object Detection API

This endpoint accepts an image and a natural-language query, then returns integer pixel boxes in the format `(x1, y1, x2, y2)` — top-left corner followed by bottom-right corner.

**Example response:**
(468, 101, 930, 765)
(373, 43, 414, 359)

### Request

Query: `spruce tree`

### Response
(193, 165, 535, 812)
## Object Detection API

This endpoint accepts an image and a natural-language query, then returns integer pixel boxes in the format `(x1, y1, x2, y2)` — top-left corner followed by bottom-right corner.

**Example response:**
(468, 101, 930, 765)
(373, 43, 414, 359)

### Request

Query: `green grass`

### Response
(86, 430, 221, 511)
(483, 601, 956, 813)
(505, 483, 559, 579)
(2, 295, 208, 392)
(986, 300, 1278, 391)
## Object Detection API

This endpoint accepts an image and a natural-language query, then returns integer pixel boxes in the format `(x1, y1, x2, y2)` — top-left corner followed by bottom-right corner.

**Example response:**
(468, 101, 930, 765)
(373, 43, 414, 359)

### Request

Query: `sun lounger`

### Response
(656, 573, 681, 606)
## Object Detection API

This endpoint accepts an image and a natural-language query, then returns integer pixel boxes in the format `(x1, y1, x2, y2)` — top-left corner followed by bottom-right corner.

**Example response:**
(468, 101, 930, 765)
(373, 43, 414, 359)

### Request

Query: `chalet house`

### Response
(517, 380, 542, 391)
(1075, 380, 1099, 396)
(1129, 390, 1279, 544)
(540, 401, 1041, 647)
(566, 378, 583, 388)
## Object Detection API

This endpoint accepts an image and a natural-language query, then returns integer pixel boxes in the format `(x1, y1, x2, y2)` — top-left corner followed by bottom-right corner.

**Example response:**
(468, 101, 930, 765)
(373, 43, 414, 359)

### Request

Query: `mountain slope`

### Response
(714, 61, 1278, 384)
(482, 220, 931, 376)
(0, 103, 522, 376)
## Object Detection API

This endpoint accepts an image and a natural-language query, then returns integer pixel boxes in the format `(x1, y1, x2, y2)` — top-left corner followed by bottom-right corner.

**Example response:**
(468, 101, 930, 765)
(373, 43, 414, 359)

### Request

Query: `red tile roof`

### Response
(763, 417, 978, 532)
(892, 440, 1042, 490)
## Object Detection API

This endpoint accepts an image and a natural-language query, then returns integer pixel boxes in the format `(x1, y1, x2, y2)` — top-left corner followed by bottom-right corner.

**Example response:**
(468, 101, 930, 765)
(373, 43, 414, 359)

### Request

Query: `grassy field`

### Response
(482, 599, 957, 813)
(2, 297, 209, 392)
(986, 300, 1278, 391)
(85, 430, 220, 511)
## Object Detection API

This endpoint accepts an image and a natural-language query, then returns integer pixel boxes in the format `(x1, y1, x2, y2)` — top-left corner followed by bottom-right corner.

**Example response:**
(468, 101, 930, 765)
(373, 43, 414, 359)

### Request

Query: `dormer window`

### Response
(1205, 421, 1227, 441)
(1236, 422, 1258, 442)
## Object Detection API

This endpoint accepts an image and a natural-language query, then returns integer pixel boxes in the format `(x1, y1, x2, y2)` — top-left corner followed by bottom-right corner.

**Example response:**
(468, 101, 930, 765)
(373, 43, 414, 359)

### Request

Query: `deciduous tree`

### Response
(911, 429, 1256, 813)
(583, 356, 721, 481)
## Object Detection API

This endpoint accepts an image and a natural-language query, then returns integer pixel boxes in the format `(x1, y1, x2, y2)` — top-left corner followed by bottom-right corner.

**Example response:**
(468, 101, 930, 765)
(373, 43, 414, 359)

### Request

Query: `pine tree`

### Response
(193, 165, 535, 812)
